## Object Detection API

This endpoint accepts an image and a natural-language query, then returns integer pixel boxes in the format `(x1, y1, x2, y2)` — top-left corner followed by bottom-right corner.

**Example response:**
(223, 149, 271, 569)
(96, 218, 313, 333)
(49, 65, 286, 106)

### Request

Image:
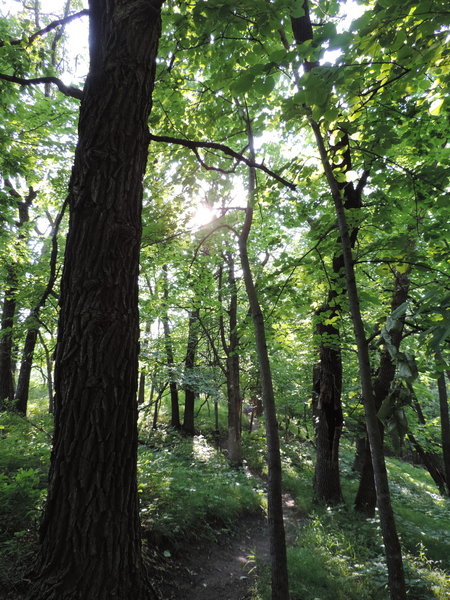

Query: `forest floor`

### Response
(156, 493, 301, 600)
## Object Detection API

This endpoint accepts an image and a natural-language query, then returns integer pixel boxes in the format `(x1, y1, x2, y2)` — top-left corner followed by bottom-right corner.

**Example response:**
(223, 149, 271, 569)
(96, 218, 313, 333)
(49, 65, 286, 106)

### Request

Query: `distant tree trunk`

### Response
(312, 309, 343, 504)
(0, 184, 35, 409)
(162, 265, 180, 429)
(406, 432, 447, 494)
(406, 391, 447, 494)
(39, 332, 54, 413)
(437, 366, 450, 495)
(152, 392, 160, 430)
(226, 252, 242, 466)
(354, 270, 410, 514)
(137, 321, 152, 407)
(15, 201, 66, 415)
(29, 1, 164, 598)
(0, 273, 17, 408)
(183, 307, 199, 435)
(309, 116, 406, 599)
(14, 327, 39, 414)
(239, 114, 289, 600)
(290, 1, 364, 507)
(137, 371, 146, 405)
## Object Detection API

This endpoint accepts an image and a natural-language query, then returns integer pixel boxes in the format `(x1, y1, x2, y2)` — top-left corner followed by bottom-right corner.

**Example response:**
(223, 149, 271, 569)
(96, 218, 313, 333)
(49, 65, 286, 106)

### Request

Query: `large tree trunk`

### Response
(29, 1, 163, 598)
(183, 307, 199, 435)
(290, 2, 365, 507)
(239, 116, 289, 600)
(312, 163, 362, 505)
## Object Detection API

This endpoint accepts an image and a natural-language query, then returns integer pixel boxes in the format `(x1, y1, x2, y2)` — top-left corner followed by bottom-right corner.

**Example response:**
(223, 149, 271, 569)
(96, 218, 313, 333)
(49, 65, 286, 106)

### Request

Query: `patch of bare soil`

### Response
(156, 494, 301, 600)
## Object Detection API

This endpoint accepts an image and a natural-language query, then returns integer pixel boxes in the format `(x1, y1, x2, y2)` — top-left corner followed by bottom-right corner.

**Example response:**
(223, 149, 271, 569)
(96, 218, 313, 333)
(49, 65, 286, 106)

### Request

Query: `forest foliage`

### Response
(0, 0, 449, 598)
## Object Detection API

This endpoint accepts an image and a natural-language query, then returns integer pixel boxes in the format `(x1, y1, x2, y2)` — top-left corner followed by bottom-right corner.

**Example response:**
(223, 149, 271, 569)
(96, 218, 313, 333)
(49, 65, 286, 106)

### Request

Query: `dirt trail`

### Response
(157, 495, 300, 600)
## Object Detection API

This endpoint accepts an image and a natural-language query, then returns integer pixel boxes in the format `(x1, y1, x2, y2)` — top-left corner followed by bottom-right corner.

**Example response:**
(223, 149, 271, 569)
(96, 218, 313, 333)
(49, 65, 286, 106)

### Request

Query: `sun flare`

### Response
(189, 204, 216, 229)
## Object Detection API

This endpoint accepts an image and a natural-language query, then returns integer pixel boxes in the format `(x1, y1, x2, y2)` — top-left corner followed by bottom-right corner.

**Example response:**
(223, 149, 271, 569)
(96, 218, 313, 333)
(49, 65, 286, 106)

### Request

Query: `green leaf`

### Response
(254, 76, 276, 96)
(230, 71, 256, 95)
(397, 353, 418, 383)
(291, 1, 306, 18)
(429, 98, 444, 116)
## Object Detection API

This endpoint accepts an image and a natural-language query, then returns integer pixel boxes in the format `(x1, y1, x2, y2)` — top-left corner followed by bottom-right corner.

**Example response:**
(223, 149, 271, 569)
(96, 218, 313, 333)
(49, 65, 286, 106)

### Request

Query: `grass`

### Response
(137, 426, 264, 547)
(244, 430, 450, 600)
(1, 400, 450, 600)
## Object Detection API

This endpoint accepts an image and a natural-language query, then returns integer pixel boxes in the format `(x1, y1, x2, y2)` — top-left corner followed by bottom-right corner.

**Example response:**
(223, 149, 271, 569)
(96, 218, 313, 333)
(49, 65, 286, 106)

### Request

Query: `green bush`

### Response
(0, 413, 51, 475)
(0, 412, 50, 598)
(0, 468, 43, 539)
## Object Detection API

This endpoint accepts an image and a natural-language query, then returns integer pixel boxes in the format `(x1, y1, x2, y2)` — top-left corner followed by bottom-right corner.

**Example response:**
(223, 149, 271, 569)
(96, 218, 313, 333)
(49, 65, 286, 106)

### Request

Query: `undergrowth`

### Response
(138, 426, 264, 549)
(1, 406, 450, 600)
(244, 430, 450, 600)
(0, 412, 51, 597)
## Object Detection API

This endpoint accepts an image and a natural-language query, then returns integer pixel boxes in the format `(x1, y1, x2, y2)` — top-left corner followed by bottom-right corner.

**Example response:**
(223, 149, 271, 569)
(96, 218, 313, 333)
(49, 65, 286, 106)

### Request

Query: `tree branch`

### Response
(0, 72, 83, 99)
(197, 313, 228, 377)
(192, 147, 239, 175)
(355, 259, 450, 280)
(149, 133, 296, 190)
(0, 10, 89, 48)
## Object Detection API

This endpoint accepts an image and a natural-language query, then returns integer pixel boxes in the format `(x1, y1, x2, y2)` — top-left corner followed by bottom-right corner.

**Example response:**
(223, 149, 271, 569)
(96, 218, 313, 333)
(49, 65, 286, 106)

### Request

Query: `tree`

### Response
(14, 202, 67, 415)
(182, 306, 200, 435)
(238, 113, 289, 600)
(354, 269, 411, 514)
(437, 357, 450, 494)
(161, 264, 181, 429)
(0, 181, 35, 408)
(28, 0, 165, 597)
(223, 251, 243, 466)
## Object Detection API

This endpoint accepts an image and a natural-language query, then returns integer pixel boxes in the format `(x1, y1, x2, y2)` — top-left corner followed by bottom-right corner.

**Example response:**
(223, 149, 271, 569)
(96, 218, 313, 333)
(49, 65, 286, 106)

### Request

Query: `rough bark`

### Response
(162, 265, 180, 429)
(239, 116, 289, 600)
(29, 1, 163, 598)
(183, 307, 199, 435)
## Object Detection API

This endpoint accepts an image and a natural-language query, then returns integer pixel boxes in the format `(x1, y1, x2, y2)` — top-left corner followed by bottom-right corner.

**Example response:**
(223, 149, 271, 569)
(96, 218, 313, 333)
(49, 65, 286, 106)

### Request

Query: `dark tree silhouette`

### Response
(29, 1, 164, 598)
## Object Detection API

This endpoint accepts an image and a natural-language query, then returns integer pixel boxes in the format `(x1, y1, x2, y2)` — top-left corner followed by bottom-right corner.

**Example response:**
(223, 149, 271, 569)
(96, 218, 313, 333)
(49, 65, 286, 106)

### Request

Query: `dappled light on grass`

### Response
(385, 457, 450, 568)
(192, 434, 219, 462)
(388, 458, 449, 508)
(137, 430, 263, 545)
